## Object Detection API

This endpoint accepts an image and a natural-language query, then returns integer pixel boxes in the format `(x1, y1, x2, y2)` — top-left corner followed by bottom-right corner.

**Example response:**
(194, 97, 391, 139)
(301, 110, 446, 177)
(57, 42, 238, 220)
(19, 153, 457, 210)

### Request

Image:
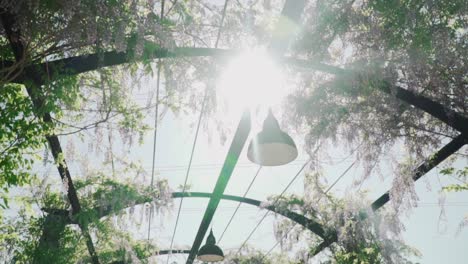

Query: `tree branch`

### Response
(0, 8, 100, 264)
(310, 133, 467, 257)
(382, 82, 468, 136)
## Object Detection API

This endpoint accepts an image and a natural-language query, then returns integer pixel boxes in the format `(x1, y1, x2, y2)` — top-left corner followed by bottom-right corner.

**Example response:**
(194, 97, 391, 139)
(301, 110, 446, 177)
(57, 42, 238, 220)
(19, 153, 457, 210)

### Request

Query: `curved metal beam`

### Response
(47, 191, 327, 241)
(100, 191, 327, 264)
(45, 192, 329, 250)
(172, 191, 327, 239)
(49, 191, 328, 240)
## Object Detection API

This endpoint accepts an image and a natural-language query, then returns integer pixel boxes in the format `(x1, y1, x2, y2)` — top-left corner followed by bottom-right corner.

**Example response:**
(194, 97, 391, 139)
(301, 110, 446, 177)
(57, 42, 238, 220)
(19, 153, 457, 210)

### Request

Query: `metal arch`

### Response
(171, 191, 327, 239)
(85, 191, 328, 239)
(72, 191, 328, 240)
(44, 191, 327, 261)
(98, 192, 328, 264)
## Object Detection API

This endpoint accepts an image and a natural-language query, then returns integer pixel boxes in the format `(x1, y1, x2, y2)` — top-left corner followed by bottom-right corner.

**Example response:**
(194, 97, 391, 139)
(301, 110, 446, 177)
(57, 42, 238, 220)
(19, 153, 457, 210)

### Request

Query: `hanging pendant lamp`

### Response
(197, 229, 224, 262)
(247, 110, 298, 166)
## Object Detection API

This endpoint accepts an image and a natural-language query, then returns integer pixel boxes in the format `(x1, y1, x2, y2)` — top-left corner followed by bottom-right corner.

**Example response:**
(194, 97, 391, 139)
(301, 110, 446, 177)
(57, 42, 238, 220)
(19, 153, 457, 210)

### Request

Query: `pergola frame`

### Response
(1, 0, 467, 263)
(44, 191, 329, 242)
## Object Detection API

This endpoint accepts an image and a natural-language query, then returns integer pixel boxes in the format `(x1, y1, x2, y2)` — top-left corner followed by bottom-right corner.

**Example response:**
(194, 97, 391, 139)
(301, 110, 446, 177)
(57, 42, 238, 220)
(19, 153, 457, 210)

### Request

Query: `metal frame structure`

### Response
(1, 0, 467, 263)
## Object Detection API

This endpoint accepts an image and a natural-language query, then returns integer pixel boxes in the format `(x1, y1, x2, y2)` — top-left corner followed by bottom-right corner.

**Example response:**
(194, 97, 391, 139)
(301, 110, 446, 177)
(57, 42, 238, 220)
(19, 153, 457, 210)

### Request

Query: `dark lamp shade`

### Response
(247, 111, 298, 166)
(197, 230, 224, 262)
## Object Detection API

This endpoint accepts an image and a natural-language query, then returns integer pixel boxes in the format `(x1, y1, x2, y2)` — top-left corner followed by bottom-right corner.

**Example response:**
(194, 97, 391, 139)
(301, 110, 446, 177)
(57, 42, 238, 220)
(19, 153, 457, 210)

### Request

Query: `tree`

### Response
(0, 171, 171, 263)
(287, 0, 467, 173)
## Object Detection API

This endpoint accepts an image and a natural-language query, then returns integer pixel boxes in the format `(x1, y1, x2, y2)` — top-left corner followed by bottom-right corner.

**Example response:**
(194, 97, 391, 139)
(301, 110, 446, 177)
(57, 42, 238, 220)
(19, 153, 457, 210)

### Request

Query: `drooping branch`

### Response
(371, 134, 467, 211)
(309, 133, 467, 257)
(291, 60, 468, 136)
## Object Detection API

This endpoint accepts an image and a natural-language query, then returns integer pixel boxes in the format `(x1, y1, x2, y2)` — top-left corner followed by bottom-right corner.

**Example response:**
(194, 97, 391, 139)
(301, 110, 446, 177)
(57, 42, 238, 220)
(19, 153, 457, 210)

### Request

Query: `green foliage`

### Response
(92, 239, 158, 263)
(369, 0, 466, 52)
(1, 0, 465, 263)
(225, 247, 294, 264)
(443, 184, 468, 192)
(289, 0, 466, 183)
(333, 242, 382, 264)
(0, 175, 171, 262)
(0, 84, 46, 198)
(441, 166, 468, 192)
(0, 205, 84, 264)
(74, 173, 170, 214)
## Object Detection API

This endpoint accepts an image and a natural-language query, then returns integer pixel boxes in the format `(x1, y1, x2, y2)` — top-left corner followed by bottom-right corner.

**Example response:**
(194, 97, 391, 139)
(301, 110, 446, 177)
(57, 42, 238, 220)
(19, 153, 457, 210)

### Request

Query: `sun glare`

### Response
(217, 49, 287, 115)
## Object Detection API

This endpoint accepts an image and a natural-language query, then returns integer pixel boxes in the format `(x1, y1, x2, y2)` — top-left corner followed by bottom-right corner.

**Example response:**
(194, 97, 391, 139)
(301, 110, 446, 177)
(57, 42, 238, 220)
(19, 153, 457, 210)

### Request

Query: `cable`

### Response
(261, 160, 357, 260)
(167, 1, 230, 262)
(147, 61, 162, 241)
(215, 0, 230, 48)
(35, 157, 373, 177)
(323, 160, 357, 196)
(218, 166, 262, 243)
(147, 0, 165, 242)
(235, 159, 311, 255)
(166, 92, 208, 264)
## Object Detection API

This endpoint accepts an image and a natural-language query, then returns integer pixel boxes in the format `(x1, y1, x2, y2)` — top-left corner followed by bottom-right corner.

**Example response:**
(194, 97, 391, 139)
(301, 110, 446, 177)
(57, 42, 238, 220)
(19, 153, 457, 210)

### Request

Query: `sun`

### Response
(217, 49, 287, 115)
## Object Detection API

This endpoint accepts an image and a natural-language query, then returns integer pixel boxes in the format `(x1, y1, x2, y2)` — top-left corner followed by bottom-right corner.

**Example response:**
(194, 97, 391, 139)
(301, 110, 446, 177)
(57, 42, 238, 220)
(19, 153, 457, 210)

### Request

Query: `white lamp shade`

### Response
(247, 111, 298, 166)
(247, 140, 298, 166)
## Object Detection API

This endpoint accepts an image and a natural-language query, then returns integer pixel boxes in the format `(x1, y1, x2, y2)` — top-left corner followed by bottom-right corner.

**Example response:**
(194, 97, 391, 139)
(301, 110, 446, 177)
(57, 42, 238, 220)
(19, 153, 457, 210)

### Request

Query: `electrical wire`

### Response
(218, 166, 262, 243)
(166, 92, 208, 264)
(235, 159, 311, 255)
(147, 0, 165, 244)
(147, 61, 162, 241)
(167, 1, 230, 262)
(215, 0, 230, 48)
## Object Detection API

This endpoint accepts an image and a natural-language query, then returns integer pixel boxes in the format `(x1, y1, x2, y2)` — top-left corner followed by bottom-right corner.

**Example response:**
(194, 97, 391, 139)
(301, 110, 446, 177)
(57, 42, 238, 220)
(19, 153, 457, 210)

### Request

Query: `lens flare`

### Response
(217, 49, 286, 114)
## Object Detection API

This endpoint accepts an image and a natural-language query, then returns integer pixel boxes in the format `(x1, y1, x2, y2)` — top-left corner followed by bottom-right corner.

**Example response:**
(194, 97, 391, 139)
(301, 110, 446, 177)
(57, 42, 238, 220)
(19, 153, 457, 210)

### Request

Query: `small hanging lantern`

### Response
(197, 229, 224, 262)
